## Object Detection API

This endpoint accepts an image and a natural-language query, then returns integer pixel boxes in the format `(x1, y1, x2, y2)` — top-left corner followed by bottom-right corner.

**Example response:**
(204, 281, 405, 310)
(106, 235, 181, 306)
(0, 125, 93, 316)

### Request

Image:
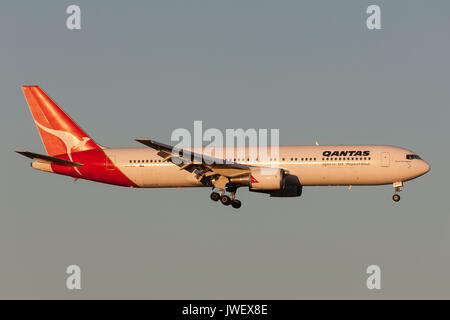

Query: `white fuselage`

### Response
(102, 145, 430, 188)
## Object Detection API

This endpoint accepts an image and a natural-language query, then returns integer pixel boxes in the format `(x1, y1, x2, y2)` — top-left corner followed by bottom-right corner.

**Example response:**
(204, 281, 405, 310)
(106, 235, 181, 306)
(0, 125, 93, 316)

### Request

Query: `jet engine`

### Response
(229, 170, 302, 197)
(268, 174, 302, 197)
(249, 167, 285, 190)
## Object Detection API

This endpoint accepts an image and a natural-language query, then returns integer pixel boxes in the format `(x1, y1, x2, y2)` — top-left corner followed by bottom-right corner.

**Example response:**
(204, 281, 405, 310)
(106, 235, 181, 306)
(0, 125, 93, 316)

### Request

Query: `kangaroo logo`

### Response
(35, 121, 90, 175)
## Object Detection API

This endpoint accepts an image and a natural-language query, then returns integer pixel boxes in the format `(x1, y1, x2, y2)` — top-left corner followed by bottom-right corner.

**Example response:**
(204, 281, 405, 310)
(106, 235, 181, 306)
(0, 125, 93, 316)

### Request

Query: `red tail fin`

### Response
(22, 86, 101, 156)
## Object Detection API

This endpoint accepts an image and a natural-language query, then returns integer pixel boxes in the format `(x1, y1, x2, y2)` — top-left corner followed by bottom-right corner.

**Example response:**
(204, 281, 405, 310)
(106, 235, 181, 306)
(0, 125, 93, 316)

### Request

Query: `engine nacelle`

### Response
(269, 174, 302, 197)
(249, 167, 285, 190)
(247, 173, 302, 197)
(269, 185, 302, 197)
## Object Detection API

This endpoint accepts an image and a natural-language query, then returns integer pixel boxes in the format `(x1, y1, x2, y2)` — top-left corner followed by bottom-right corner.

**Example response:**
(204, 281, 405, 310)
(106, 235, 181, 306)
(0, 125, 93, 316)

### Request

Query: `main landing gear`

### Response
(210, 187, 242, 209)
(392, 181, 403, 202)
(210, 192, 220, 202)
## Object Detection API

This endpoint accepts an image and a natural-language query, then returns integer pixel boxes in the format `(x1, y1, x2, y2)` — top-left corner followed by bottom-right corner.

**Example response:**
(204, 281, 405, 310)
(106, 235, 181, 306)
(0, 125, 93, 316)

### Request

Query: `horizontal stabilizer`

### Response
(15, 150, 83, 167)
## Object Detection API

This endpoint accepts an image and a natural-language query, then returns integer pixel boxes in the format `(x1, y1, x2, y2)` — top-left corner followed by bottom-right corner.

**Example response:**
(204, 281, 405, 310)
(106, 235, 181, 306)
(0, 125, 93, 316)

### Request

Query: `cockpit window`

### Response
(406, 154, 421, 160)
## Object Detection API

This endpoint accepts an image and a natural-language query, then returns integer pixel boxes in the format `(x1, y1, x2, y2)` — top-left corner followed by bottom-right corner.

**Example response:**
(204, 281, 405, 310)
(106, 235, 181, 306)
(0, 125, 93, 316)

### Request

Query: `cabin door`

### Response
(381, 152, 390, 167)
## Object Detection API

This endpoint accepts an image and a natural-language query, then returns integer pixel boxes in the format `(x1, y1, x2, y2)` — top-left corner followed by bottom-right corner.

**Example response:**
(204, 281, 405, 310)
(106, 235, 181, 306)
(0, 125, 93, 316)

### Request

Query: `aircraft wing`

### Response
(15, 150, 83, 167)
(135, 139, 251, 187)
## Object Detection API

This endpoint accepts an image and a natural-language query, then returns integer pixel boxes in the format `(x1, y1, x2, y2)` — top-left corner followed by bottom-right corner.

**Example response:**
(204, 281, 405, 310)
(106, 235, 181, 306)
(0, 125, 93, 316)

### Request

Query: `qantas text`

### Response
(322, 150, 370, 157)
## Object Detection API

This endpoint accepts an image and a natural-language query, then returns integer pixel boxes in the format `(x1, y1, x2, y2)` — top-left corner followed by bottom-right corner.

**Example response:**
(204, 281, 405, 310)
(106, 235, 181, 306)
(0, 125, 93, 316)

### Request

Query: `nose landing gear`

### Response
(392, 181, 403, 202)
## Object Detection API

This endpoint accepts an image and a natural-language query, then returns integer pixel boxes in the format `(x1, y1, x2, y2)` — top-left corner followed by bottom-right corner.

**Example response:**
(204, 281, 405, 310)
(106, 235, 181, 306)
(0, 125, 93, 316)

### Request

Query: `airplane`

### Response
(16, 86, 430, 209)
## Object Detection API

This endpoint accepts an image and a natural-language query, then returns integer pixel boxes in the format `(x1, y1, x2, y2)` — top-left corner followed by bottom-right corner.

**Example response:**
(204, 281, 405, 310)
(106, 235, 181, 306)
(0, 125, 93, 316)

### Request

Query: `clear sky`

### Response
(1, 0, 449, 299)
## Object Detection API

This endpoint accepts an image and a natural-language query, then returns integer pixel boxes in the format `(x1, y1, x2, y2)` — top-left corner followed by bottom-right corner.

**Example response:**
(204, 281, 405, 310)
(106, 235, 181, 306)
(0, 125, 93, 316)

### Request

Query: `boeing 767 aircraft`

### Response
(16, 86, 430, 209)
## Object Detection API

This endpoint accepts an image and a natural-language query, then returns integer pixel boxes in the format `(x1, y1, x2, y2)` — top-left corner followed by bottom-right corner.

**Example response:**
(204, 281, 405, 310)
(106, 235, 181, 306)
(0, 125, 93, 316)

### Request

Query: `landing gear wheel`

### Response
(210, 192, 220, 202)
(220, 195, 231, 206)
(393, 194, 400, 202)
(231, 199, 242, 209)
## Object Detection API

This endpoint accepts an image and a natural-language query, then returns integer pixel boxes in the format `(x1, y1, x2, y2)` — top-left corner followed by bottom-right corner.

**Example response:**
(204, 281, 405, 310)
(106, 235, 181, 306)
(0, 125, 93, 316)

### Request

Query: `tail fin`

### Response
(22, 86, 101, 157)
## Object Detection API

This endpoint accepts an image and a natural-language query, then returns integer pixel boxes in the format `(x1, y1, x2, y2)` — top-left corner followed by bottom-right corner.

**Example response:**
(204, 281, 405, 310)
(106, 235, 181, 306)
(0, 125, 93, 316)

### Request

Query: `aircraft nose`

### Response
(420, 160, 431, 175)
